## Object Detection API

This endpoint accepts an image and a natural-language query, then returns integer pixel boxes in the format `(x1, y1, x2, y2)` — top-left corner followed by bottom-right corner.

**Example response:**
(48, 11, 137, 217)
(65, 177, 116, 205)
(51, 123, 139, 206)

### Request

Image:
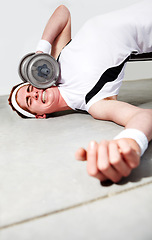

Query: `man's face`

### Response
(16, 84, 59, 116)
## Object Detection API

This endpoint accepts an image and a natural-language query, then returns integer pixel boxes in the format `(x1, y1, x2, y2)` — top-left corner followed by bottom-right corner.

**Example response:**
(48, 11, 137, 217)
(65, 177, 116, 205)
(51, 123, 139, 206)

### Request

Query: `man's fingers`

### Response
(117, 139, 140, 168)
(87, 141, 98, 175)
(97, 141, 122, 183)
(109, 141, 131, 177)
(75, 148, 87, 161)
(86, 141, 107, 182)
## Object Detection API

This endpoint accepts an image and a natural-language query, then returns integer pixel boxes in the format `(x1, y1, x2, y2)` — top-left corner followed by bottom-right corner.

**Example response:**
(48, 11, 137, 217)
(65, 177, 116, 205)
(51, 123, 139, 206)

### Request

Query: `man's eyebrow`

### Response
(26, 85, 30, 108)
(27, 85, 30, 92)
(26, 97, 29, 108)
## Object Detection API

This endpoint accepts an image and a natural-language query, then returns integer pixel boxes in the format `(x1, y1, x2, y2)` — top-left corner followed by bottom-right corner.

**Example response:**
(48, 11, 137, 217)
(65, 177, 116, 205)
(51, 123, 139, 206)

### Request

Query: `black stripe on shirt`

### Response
(85, 57, 129, 104)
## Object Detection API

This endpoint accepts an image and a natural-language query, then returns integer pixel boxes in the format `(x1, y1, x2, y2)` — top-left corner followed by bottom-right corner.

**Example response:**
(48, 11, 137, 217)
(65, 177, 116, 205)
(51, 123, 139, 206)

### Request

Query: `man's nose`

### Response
(31, 90, 39, 99)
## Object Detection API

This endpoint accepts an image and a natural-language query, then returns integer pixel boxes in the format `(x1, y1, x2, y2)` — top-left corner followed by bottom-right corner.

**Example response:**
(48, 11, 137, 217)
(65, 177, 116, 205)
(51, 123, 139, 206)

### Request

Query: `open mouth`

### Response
(42, 90, 46, 103)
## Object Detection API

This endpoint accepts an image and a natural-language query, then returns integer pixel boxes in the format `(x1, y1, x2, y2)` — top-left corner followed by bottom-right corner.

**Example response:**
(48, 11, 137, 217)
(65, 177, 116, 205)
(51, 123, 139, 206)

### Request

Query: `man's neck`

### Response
(55, 87, 72, 112)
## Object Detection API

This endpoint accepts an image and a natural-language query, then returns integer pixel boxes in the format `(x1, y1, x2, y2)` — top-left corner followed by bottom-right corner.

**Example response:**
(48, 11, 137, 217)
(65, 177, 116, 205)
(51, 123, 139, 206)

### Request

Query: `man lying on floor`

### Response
(9, 1, 152, 183)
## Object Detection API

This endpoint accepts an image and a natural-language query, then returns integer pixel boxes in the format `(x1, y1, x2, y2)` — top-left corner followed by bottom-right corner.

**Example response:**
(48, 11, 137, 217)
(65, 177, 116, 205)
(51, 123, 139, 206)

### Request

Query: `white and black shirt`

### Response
(57, 0, 152, 111)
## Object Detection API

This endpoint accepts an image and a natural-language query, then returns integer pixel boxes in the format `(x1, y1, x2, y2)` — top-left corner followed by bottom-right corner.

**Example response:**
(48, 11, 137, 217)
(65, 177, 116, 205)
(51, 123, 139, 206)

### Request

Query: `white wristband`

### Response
(36, 39, 52, 54)
(114, 128, 148, 156)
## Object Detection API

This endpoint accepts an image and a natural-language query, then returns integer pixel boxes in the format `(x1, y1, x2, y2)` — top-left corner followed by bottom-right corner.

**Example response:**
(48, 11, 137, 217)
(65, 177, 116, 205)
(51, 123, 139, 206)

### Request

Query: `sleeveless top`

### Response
(57, 0, 152, 111)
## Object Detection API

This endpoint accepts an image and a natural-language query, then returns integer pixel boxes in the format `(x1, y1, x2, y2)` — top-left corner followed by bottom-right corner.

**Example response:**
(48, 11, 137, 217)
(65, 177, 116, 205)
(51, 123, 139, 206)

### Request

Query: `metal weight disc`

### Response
(26, 53, 60, 89)
(18, 53, 35, 82)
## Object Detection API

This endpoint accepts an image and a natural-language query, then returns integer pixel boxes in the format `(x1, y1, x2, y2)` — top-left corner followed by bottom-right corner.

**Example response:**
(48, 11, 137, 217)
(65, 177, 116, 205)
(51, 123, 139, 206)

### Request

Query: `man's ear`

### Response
(35, 114, 46, 119)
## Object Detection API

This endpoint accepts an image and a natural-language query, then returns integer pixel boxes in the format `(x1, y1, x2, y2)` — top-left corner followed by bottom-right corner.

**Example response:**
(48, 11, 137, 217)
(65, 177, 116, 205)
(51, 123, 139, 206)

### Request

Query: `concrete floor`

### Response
(0, 79, 152, 240)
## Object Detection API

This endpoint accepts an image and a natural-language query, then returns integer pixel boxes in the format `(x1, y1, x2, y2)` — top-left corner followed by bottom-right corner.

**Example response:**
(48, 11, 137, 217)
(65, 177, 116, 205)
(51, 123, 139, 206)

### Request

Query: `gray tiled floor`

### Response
(1, 183, 152, 240)
(0, 79, 152, 239)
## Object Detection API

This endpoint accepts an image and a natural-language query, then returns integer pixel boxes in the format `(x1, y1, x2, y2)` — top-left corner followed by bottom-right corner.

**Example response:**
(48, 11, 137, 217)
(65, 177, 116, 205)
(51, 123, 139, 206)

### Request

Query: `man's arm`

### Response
(76, 100, 152, 182)
(89, 100, 152, 141)
(39, 5, 71, 59)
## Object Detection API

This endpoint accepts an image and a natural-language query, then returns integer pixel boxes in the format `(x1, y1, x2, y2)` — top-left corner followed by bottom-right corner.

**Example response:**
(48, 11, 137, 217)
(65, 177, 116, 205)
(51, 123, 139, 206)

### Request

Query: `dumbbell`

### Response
(18, 53, 60, 89)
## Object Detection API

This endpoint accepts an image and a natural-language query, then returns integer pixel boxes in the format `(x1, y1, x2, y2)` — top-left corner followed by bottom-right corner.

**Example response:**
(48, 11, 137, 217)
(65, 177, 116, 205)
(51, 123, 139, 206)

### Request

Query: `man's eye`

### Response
(29, 97, 32, 106)
(27, 97, 32, 107)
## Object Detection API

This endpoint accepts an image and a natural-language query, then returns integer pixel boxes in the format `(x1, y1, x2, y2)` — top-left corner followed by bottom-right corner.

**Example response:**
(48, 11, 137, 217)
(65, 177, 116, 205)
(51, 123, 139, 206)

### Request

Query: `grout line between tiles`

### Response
(1, 180, 152, 230)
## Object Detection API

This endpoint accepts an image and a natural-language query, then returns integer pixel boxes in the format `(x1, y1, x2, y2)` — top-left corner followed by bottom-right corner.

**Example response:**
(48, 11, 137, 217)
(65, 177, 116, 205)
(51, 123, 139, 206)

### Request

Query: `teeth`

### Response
(42, 91, 46, 103)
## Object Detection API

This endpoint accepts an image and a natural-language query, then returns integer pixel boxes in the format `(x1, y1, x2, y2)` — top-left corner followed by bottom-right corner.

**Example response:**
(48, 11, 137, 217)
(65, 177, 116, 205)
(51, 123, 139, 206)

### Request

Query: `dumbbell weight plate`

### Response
(18, 52, 35, 83)
(26, 53, 60, 89)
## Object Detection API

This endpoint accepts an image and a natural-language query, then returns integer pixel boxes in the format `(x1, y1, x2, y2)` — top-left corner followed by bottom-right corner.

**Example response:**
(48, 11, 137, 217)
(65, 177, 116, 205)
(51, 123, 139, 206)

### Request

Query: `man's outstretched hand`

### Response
(75, 138, 140, 183)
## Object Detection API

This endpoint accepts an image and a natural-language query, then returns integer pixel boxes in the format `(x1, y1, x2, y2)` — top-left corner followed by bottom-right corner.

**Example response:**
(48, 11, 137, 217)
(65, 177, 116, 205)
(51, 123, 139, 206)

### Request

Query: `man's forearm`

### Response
(113, 108, 152, 156)
(125, 109, 152, 142)
(89, 100, 152, 142)
(41, 5, 71, 45)
(88, 100, 152, 156)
